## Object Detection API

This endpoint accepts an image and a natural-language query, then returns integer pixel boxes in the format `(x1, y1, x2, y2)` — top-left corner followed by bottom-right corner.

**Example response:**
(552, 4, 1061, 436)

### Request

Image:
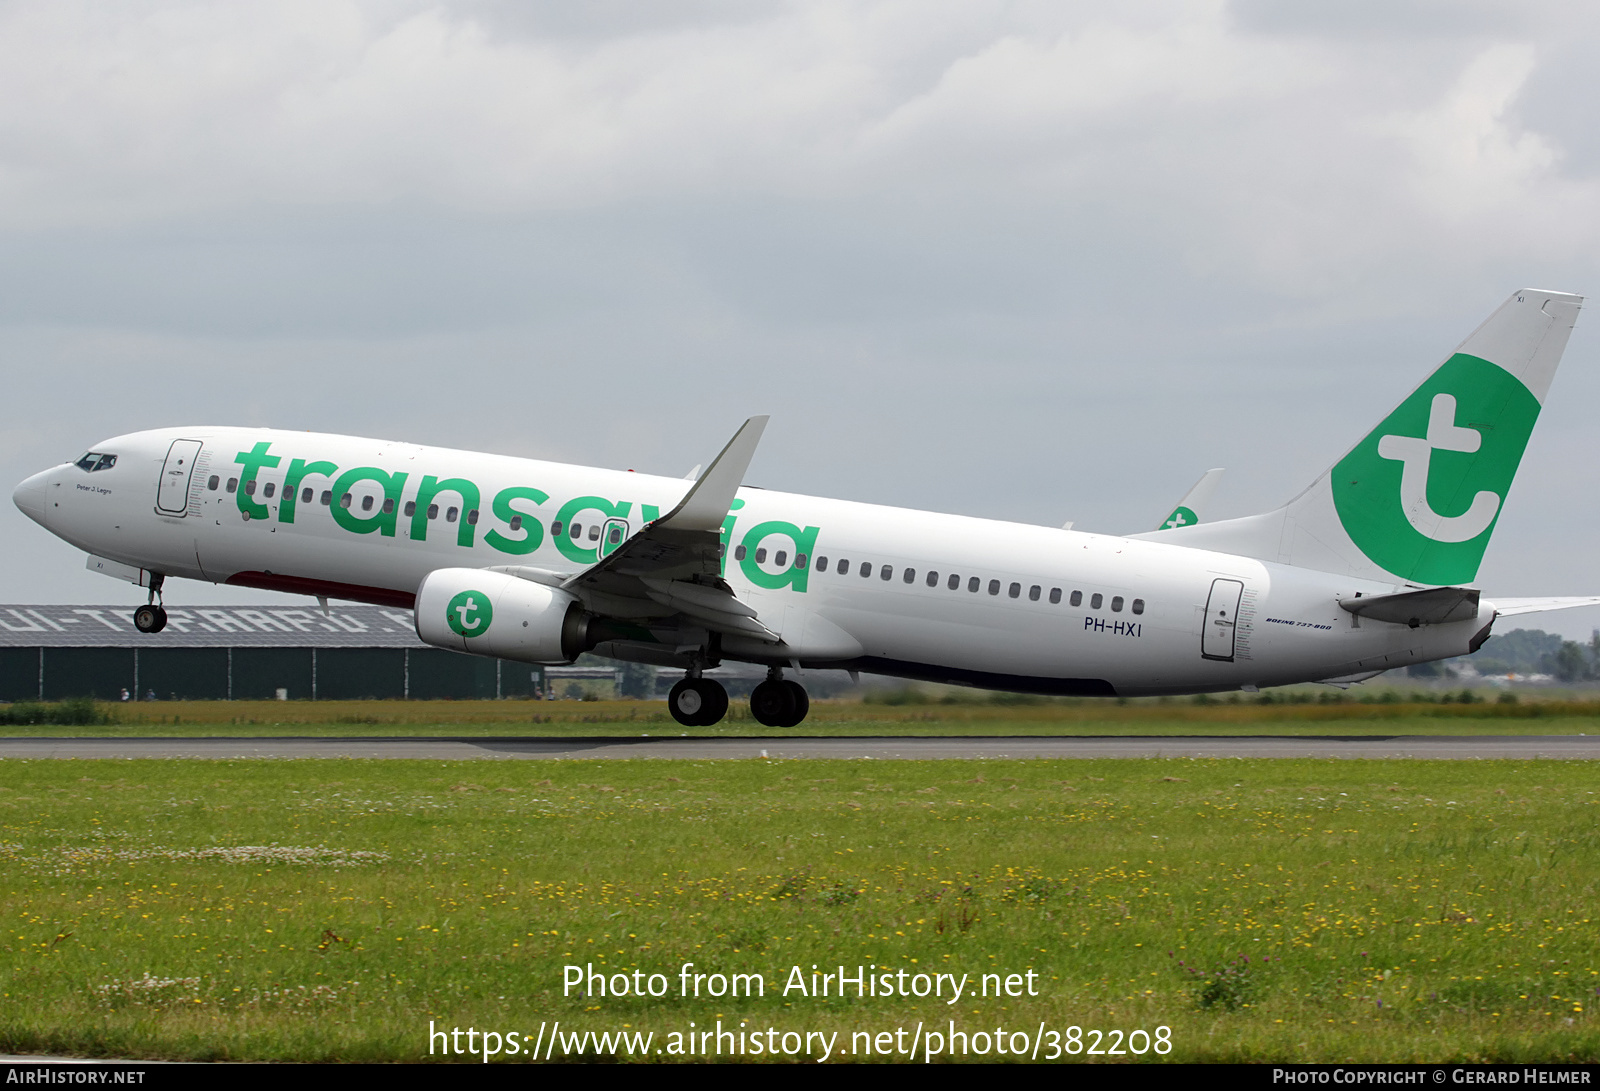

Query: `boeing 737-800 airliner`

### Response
(13, 290, 1599, 727)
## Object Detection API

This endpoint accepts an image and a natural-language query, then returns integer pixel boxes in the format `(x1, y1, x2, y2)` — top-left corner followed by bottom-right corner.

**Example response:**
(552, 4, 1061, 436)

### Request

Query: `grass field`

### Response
(1, 756, 1596, 1062)
(4, 694, 1600, 737)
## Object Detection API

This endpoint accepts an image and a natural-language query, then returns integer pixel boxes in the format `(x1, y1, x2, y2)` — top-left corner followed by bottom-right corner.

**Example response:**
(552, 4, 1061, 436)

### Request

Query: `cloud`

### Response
(3, 1, 1599, 622)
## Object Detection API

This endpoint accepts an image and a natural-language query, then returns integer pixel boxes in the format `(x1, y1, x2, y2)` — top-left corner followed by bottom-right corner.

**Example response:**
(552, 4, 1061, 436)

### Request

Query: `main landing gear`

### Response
(750, 667, 809, 728)
(132, 573, 168, 634)
(665, 666, 811, 728)
(668, 674, 729, 728)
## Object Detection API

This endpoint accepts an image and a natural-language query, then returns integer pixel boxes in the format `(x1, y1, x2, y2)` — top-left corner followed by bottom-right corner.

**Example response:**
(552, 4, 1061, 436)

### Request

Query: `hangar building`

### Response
(0, 603, 554, 701)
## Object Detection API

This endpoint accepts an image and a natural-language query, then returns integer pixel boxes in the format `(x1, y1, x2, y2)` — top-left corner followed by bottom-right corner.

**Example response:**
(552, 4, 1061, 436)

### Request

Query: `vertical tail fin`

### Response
(1137, 289, 1583, 585)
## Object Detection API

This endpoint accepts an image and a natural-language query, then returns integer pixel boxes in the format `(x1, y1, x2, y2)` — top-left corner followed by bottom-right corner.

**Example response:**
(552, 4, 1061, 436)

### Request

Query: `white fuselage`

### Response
(13, 427, 1494, 696)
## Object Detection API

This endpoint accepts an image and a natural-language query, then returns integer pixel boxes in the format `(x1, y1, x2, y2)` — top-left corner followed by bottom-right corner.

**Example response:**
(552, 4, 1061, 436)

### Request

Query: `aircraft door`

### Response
(1201, 578, 1244, 661)
(155, 439, 203, 516)
(600, 517, 630, 558)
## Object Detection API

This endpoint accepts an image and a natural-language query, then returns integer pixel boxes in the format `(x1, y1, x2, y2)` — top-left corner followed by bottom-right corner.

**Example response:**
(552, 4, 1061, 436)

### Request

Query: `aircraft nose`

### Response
(12, 469, 52, 525)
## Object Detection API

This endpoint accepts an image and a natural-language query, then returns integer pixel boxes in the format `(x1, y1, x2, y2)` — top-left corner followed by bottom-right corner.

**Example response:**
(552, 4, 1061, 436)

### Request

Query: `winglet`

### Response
(1153, 468, 1224, 531)
(656, 416, 769, 532)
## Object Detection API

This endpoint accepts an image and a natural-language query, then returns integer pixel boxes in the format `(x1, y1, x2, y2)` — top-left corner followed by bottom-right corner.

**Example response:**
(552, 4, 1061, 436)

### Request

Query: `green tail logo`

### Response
(1331, 353, 1540, 585)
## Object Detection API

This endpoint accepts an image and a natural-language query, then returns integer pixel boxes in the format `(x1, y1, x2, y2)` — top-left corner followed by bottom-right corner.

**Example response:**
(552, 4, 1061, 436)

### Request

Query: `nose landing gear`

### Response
(750, 667, 809, 728)
(132, 574, 168, 634)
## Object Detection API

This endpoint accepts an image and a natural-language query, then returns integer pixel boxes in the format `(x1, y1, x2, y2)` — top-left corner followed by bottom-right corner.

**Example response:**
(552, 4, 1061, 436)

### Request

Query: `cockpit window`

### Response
(75, 452, 117, 472)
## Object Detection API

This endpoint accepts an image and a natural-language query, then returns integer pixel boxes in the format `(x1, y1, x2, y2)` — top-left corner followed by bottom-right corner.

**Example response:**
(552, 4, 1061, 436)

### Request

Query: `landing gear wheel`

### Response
(133, 604, 168, 634)
(782, 680, 810, 725)
(698, 679, 728, 726)
(668, 678, 728, 727)
(751, 678, 809, 727)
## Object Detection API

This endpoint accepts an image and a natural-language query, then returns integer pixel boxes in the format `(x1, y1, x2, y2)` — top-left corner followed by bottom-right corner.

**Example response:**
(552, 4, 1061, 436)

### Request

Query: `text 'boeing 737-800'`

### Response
(14, 290, 1600, 727)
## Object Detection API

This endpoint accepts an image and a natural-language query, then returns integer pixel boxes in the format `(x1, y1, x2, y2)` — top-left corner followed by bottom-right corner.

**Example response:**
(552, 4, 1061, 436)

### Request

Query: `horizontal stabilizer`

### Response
(1339, 586, 1480, 627)
(1489, 596, 1600, 617)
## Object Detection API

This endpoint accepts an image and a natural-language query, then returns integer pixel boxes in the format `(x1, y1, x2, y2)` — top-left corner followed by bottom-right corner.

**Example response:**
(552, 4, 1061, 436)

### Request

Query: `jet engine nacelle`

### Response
(414, 568, 592, 664)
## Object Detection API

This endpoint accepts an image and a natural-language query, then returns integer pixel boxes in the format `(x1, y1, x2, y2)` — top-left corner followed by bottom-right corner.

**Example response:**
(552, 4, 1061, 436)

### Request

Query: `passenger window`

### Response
(448, 506, 460, 523)
(1070, 590, 1083, 607)
(1111, 596, 1124, 612)
(861, 563, 873, 578)
(988, 580, 1001, 596)
(207, 476, 219, 491)
(1049, 588, 1062, 604)
(968, 576, 980, 592)
(226, 478, 238, 493)
(384, 499, 396, 515)
(244, 480, 257, 496)
(816, 556, 828, 571)
(263, 482, 276, 499)
(340, 494, 352, 509)
(881, 566, 893, 581)
(755, 547, 767, 563)
(948, 574, 959, 590)
(468, 510, 480, 526)
(1090, 593, 1103, 609)
(361, 495, 374, 512)
(302, 488, 314, 504)
(795, 553, 807, 569)
(904, 568, 916, 584)
(735, 545, 747, 561)
(550, 521, 563, 536)
(1029, 585, 1041, 601)
(607, 525, 619, 543)
(510, 515, 523, 532)
(320, 491, 331, 506)
(428, 504, 439, 520)
(1132, 598, 1145, 615)
(926, 571, 938, 588)
(1008, 582, 1020, 599)
(403, 500, 415, 516)
(774, 550, 787, 567)
(586, 524, 598, 540)
(837, 559, 849, 574)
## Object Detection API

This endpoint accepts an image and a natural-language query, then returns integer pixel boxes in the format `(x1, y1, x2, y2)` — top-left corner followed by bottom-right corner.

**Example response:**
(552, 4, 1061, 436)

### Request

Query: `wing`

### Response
(495, 416, 781, 646)
(1149, 468, 1224, 532)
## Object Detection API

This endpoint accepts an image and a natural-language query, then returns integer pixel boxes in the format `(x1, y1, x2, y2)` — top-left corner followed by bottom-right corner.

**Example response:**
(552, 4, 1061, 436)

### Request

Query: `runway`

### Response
(2, 734, 1599, 760)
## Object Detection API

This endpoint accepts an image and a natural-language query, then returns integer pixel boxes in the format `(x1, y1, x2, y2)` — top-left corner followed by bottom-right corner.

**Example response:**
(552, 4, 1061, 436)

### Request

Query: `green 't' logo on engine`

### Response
(1331, 353, 1540, 586)
(446, 590, 493, 638)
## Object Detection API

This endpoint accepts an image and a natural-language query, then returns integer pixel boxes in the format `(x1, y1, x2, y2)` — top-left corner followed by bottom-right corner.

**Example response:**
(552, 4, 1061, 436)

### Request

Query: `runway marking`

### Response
(3, 735, 1600, 760)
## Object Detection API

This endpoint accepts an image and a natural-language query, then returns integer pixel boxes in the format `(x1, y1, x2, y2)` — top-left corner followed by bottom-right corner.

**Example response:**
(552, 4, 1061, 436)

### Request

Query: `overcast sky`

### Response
(3, 0, 1599, 638)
